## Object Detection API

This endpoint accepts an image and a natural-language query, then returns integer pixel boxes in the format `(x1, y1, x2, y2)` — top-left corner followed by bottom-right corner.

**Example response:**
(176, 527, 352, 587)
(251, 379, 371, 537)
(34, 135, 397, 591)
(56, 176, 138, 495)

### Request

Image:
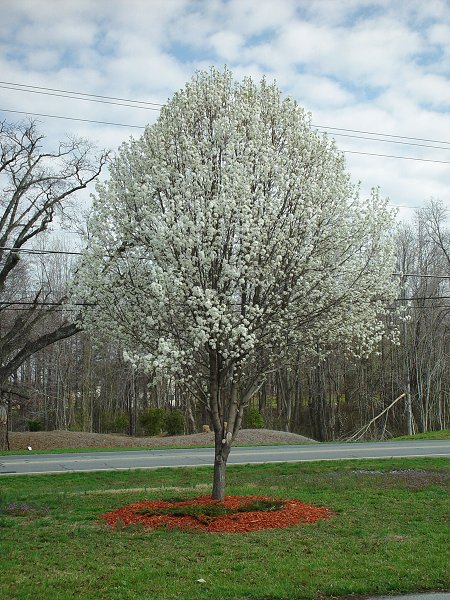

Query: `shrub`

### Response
(103, 412, 129, 434)
(165, 410, 185, 435)
(27, 420, 43, 432)
(139, 408, 166, 436)
(246, 408, 265, 429)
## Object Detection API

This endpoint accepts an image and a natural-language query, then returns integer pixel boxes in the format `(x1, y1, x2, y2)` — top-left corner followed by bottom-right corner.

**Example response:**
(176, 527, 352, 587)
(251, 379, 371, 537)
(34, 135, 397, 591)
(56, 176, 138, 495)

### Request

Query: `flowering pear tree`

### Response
(76, 68, 397, 500)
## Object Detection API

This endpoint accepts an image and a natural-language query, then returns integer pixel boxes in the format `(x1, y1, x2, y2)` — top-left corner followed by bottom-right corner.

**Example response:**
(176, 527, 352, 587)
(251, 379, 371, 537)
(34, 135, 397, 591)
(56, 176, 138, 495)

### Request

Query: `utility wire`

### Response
(1, 297, 449, 307)
(312, 124, 450, 146)
(2, 247, 450, 279)
(3, 87, 449, 150)
(3, 80, 450, 147)
(342, 150, 450, 164)
(0, 80, 165, 107)
(396, 296, 450, 300)
(0, 246, 82, 255)
(2, 106, 450, 156)
(2, 108, 450, 165)
(0, 300, 91, 306)
(0, 108, 145, 129)
(392, 272, 450, 278)
(0, 304, 450, 314)
(313, 130, 450, 151)
(0, 84, 160, 111)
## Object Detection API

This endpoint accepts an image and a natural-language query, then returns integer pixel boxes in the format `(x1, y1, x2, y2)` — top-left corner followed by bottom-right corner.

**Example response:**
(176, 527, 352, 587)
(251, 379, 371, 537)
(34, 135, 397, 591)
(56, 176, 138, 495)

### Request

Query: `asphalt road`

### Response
(0, 439, 448, 475)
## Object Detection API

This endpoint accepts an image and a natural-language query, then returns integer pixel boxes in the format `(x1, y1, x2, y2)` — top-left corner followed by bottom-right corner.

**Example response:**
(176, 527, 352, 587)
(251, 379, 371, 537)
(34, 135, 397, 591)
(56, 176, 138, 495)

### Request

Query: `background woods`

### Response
(0, 120, 107, 448)
(4, 201, 448, 443)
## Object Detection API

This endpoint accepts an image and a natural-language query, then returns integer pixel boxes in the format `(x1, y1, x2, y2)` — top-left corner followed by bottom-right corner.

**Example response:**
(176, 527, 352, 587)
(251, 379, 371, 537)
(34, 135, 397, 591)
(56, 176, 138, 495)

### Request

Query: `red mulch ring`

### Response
(100, 495, 334, 533)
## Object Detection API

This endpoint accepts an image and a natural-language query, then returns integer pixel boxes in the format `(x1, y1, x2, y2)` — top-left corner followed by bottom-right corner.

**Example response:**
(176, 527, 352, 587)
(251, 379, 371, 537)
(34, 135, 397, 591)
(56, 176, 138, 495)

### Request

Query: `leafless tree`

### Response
(0, 119, 107, 449)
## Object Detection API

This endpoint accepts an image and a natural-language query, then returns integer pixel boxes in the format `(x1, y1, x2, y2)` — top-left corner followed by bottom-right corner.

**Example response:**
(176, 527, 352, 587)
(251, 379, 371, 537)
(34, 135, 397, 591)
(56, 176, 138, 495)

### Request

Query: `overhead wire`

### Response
(311, 124, 450, 146)
(2, 107, 450, 164)
(1, 247, 450, 280)
(312, 130, 450, 151)
(2, 82, 450, 163)
(0, 83, 160, 111)
(1, 297, 448, 307)
(0, 246, 82, 256)
(341, 150, 450, 164)
(0, 108, 145, 129)
(1, 87, 448, 314)
(2, 80, 450, 146)
(0, 80, 165, 107)
(0, 300, 90, 306)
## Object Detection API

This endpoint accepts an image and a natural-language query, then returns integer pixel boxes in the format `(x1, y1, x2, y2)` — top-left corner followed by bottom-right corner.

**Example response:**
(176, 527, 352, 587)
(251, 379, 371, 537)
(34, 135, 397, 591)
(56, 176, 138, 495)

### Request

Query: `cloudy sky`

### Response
(1, 0, 450, 222)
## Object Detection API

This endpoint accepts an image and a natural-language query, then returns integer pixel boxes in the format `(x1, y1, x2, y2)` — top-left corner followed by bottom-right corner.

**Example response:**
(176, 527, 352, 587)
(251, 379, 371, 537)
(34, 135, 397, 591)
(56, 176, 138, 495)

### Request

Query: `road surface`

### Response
(0, 439, 448, 475)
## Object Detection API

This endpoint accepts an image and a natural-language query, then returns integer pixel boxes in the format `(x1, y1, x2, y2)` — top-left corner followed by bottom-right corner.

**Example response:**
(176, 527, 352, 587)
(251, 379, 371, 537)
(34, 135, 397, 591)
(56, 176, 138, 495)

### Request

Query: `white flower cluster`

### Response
(73, 68, 398, 388)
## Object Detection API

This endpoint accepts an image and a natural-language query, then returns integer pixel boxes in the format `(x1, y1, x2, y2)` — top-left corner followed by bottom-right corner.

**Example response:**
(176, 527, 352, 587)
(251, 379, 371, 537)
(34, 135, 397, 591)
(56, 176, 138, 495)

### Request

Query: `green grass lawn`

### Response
(1, 457, 449, 600)
(390, 429, 450, 441)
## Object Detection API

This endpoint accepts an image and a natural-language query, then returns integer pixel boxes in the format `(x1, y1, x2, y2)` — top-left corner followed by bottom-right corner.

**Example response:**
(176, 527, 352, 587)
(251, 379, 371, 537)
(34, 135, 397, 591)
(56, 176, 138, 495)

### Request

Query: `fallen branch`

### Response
(346, 393, 406, 442)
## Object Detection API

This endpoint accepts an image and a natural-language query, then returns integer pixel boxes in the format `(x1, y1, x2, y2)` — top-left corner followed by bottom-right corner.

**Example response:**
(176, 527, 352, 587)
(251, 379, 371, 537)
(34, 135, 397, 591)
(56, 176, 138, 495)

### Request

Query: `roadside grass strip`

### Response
(0, 457, 448, 600)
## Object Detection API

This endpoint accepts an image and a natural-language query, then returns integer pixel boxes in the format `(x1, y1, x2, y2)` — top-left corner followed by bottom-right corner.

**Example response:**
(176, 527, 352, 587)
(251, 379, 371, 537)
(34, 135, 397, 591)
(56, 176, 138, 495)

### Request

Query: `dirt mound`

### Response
(8, 428, 316, 451)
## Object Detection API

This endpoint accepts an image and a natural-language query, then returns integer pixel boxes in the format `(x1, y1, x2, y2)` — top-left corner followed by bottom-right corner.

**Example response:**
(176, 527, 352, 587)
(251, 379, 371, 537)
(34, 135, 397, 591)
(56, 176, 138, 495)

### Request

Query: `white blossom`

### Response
(72, 68, 398, 495)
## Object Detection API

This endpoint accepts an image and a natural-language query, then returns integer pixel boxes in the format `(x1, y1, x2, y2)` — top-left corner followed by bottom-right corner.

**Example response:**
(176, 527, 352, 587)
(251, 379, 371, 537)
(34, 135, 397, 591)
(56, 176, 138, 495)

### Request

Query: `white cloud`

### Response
(288, 74, 354, 109)
(0, 0, 449, 216)
(224, 0, 297, 35)
(208, 31, 244, 62)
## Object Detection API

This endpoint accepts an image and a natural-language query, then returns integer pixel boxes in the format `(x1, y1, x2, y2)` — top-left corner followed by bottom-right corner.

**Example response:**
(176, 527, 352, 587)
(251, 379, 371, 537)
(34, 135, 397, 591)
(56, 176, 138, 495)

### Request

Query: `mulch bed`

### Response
(100, 495, 334, 533)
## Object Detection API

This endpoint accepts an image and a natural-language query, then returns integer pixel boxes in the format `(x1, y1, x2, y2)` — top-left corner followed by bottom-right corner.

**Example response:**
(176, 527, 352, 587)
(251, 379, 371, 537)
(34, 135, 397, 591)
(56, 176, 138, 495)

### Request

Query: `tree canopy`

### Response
(76, 68, 398, 498)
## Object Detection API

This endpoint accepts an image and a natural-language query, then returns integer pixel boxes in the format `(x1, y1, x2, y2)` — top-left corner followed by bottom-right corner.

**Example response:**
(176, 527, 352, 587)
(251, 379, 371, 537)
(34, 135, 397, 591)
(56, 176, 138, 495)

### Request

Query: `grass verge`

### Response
(390, 429, 450, 441)
(0, 457, 449, 600)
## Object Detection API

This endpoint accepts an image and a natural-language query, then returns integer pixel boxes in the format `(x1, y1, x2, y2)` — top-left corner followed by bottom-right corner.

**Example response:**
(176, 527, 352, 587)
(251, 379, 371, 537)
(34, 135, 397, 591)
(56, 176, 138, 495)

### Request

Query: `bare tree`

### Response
(0, 120, 107, 449)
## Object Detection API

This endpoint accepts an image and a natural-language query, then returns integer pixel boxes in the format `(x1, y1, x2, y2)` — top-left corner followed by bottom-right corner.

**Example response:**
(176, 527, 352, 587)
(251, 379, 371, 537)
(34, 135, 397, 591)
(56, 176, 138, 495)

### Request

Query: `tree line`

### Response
(2, 131, 447, 448)
(9, 198, 448, 444)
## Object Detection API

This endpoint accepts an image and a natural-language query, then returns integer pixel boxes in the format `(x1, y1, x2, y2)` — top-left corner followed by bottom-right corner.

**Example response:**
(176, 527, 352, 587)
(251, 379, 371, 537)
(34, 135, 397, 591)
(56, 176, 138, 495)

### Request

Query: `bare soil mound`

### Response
(9, 428, 316, 451)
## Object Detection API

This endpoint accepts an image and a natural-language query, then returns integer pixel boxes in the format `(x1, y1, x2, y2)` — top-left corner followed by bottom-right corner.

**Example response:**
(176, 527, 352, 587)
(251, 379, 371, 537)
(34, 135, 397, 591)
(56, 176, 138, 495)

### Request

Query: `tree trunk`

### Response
(405, 378, 413, 436)
(212, 431, 230, 501)
(0, 401, 9, 451)
(212, 454, 227, 501)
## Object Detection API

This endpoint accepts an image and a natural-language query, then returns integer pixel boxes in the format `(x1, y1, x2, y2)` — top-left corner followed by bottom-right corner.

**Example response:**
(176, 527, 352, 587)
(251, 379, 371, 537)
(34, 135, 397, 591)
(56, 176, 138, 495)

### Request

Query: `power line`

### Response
(4, 86, 449, 152)
(2, 304, 448, 312)
(2, 108, 450, 165)
(0, 84, 160, 111)
(342, 150, 450, 164)
(314, 129, 450, 151)
(0, 246, 82, 256)
(3, 80, 450, 147)
(0, 108, 145, 129)
(396, 296, 450, 301)
(392, 272, 450, 279)
(0, 300, 91, 306)
(0, 80, 164, 107)
(1, 296, 449, 307)
(2, 107, 450, 158)
(2, 248, 450, 280)
(403, 305, 449, 309)
(0, 306, 80, 311)
(312, 124, 450, 146)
